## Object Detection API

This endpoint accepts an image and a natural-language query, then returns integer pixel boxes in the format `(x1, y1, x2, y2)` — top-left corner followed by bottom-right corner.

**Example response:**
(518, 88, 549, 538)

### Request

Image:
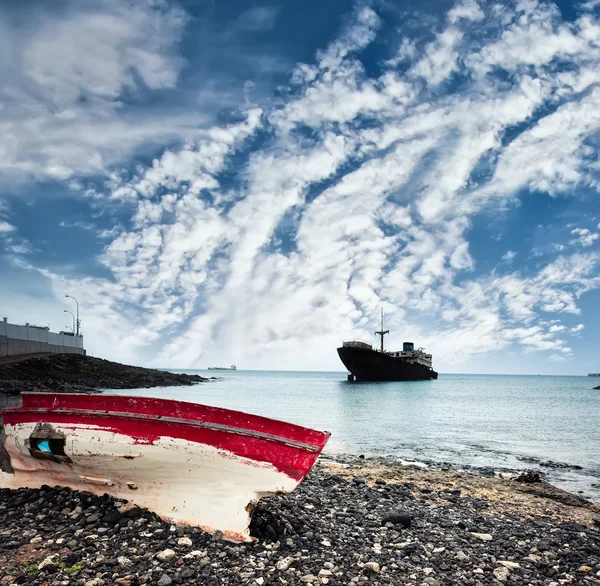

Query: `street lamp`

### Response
(64, 310, 75, 334)
(65, 295, 80, 336)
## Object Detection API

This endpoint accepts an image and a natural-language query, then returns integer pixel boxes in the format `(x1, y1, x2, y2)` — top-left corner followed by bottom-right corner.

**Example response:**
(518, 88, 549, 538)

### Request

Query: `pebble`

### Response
(156, 549, 176, 561)
(38, 555, 57, 569)
(493, 566, 510, 581)
(382, 511, 412, 528)
(499, 560, 520, 569)
(471, 532, 493, 541)
(363, 562, 381, 574)
(0, 461, 598, 586)
(276, 557, 294, 570)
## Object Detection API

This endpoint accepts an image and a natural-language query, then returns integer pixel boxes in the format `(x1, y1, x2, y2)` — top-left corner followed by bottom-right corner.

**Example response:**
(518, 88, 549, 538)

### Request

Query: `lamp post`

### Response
(64, 310, 75, 334)
(65, 295, 80, 336)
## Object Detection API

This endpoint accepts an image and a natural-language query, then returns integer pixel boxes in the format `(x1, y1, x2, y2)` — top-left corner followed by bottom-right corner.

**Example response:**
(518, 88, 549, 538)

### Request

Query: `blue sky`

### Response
(1, 0, 600, 374)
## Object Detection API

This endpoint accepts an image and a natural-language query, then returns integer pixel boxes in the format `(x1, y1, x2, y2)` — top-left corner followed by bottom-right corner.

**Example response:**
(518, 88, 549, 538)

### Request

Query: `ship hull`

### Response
(0, 392, 329, 542)
(338, 346, 438, 381)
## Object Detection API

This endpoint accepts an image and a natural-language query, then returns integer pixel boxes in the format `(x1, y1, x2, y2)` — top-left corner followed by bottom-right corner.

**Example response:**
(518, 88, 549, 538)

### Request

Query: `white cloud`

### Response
(5, 0, 600, 371)
(448, 0, 485, 23)
(0, 0, 207, 183)
(0, 221, 16, 233)
(409, 27, 463, 86)
(570, 227, 599, 247)
(570, 324, 585, 333)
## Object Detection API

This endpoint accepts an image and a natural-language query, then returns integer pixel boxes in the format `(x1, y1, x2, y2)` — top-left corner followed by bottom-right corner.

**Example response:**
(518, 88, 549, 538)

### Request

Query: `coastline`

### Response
(1, 361, 599, 583)
(0, 354, 208, 395)
(1, 457, 599, 585)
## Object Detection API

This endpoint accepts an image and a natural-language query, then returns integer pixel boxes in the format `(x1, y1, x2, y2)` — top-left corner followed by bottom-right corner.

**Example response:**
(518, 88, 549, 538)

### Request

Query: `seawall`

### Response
(0, 317, 84, 358)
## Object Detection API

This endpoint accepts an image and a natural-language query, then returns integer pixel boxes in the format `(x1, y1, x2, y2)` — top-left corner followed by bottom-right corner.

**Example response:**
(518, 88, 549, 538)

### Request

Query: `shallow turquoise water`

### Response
(103, 370, 600, 500)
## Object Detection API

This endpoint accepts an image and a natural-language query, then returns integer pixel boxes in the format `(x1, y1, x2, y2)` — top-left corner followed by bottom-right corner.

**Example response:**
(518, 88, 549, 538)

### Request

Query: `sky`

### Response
(1, 0, 600, 375)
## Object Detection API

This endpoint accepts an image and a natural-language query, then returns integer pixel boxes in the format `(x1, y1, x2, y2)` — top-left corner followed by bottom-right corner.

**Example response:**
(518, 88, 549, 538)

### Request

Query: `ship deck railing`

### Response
(342, 339, 373, 349)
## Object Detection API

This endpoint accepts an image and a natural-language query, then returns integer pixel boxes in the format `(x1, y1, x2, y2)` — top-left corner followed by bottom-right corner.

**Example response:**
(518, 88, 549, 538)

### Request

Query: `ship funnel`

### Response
(403, 342, 414, 352)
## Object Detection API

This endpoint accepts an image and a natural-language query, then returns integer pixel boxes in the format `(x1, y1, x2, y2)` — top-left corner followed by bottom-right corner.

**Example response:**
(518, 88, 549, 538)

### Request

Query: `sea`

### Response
(2, 371, 599, 501)
(101, 370, 600, 501)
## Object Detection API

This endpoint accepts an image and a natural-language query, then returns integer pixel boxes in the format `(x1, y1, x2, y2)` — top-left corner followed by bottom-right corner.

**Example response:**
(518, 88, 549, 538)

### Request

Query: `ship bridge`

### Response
(386, 342, 432, 369)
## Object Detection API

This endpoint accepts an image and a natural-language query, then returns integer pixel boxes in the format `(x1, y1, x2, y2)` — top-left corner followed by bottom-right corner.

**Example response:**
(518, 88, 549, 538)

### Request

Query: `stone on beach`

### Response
(363, 561, 381, 573)
(0, 459, 599, 586)
(381, 510, 412, 528)
(499, 560, 520, 569)
(493, 566, 510, 581)
(156, 549, 176, 561)
(471, 532, 493, 541)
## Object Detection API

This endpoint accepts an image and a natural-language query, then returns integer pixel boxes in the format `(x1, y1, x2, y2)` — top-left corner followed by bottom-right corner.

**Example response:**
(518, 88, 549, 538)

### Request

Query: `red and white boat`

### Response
(0, 392, 330, 542)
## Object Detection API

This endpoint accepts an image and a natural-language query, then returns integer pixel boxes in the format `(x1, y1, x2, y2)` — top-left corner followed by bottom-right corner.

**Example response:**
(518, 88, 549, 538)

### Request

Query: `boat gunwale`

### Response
(15, 392, 330, 448)
(3, 407, 327, 453)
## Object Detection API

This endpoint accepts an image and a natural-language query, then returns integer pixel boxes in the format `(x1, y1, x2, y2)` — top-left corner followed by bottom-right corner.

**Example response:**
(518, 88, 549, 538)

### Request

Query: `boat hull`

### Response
(338, 346, 438, 381)
(0, 393, 329, 542)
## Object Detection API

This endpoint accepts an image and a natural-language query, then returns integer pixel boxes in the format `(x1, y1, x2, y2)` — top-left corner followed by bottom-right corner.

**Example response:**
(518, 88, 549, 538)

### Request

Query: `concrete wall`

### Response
(0, 318, 85, 358)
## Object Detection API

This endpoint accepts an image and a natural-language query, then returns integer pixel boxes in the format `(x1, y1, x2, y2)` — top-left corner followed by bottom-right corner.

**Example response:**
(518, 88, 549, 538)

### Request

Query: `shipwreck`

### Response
(0, 392, 330, 542)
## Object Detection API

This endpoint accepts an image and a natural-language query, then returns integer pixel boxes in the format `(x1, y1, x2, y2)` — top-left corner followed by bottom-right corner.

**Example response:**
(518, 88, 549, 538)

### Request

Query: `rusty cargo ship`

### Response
(338, 311, 437, 381)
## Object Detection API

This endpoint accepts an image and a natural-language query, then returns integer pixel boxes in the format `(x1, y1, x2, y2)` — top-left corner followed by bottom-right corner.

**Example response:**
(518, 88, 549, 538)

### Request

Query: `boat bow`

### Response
(0, 392, 330, 542)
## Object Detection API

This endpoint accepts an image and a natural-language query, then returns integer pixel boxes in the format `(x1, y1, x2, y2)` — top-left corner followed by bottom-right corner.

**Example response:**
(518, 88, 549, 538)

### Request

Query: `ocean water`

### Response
(97, 370, 600, 501)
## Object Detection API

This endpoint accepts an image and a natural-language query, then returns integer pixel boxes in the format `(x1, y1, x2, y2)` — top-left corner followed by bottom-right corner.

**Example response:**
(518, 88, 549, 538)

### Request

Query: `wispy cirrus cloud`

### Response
(0, 0, 196, 184)
(2, 0, 600, 372)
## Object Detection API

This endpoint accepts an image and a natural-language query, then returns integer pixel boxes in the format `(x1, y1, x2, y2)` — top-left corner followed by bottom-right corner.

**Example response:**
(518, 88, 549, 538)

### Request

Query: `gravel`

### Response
(0, 462, 599, 585)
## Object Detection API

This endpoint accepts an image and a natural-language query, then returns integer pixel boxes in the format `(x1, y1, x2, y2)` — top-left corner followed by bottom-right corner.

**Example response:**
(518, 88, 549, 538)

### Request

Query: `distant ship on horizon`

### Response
(588, 372, 600, 377)
(208, 364, 237, 371)
(337, 310, 437, 382)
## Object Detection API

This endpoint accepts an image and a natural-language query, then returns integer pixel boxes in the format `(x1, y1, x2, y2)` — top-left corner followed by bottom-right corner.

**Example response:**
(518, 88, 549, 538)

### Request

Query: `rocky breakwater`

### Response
(1, 460, 599, 586)
(0, 354, 208, 395)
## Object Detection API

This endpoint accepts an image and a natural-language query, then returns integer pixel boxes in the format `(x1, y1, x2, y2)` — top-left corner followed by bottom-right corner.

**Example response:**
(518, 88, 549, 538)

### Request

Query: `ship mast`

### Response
(374, 308, 389, 353)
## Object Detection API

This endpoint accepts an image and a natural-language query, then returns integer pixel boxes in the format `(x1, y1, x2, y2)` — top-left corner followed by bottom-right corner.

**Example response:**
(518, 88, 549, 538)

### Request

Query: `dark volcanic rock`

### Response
(0, 354, 208, 395)
(381, 510, 412, 528)
(1, 463, 599, 586)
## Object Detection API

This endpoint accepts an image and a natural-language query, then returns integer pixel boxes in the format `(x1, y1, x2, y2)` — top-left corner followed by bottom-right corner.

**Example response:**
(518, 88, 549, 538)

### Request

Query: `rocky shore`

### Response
(1, 458, 599, 586)
(0, 354, 208, 395)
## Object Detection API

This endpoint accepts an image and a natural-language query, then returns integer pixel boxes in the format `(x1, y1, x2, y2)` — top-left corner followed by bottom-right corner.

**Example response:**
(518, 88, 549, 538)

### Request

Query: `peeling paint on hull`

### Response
(0, 393, 330, 542)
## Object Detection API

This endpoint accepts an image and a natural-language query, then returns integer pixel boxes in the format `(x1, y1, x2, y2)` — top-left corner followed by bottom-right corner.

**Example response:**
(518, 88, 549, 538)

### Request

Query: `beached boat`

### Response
(338, 310, 437, 381)
(0, 392, 329, 542)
